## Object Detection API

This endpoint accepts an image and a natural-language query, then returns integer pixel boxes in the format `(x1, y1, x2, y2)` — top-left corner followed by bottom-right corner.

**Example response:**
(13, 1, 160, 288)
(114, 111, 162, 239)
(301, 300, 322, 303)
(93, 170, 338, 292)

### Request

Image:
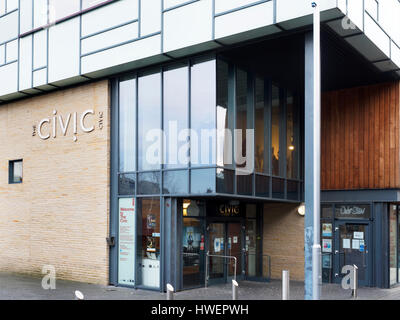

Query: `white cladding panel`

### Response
(6, 39, 18, 62)
(163, 0, 190, 10)
(215, 0, 263, 14)
(0, 62, 17, 95)
(81, 34, 162, 74)
(19, 35, 32, 90)
(48, 17, 80, 83)
(140, 0, 162, 36)
(33, 68, 47, 87)
(0, 10, 18, 44)
(19, 0, 33, 34)
(81, 0, 139, 37)
(33, 30, 47, 69)
(0, 44, 4, 64)
(276, 0, 336, 23)
(163, 0, 212, 52)
(81, 22, 139, 55)
(6, 0, 18, 11)
(215, 1, 274, 40)
(347, 0, 364, 30)
(33, 0, 48, 29)
(364, 13, 390, 58)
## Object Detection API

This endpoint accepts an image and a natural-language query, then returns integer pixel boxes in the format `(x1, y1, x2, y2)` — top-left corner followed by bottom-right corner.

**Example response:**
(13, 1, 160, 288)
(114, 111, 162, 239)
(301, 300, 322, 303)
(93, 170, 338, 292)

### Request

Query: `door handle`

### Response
(335, 250, 339, 254)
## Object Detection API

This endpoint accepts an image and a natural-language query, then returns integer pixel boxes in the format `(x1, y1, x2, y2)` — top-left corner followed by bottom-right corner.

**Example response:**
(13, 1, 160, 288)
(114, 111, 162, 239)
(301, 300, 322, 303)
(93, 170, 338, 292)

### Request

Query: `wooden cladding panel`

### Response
(321, 81, 400, 190)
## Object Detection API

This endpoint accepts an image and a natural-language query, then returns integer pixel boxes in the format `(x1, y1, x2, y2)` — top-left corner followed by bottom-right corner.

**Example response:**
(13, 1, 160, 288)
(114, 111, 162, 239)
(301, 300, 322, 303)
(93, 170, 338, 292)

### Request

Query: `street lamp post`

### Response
(311, 1, 322, 301)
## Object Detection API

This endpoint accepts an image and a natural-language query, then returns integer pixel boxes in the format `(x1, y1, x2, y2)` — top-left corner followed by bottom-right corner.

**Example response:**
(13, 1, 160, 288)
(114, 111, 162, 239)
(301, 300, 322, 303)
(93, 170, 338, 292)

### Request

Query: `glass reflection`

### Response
(119, 77, 136, 172)
(118, 173, 136, 195)
(286, 91, 298, 179)
(163, 170, 188, 194)
(191, 59, 216, 166)
(216, 168, 234, 194)
(217, 60, 233, 168)
(271, 85, 280, 176)
(255, 77, 266, 173)
(191, 169, 215, 194)
(163, 65, 189, 168)
(137, 198, 161, 289)
(138, 172, 160, 195)
(138, 71, 161, 171)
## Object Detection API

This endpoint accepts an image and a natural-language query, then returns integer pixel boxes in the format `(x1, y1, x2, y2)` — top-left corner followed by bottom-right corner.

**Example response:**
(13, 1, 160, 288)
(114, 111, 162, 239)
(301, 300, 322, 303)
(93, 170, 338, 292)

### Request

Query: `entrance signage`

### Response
(335, 205, 370, 219)
(32, 109, 102, 142)
(118, 198, 135, 285)
(218, 204, 240, 217)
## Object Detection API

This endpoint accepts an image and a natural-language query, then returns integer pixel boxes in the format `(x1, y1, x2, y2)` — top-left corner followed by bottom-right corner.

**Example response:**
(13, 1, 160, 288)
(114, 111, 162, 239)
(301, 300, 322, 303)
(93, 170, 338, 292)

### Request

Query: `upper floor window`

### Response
(9, 160, 23, 184)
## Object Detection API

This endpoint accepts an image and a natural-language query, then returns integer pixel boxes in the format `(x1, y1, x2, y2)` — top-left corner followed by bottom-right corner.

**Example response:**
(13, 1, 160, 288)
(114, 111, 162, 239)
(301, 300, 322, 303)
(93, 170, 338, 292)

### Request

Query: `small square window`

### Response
(9, 160, 23, 184)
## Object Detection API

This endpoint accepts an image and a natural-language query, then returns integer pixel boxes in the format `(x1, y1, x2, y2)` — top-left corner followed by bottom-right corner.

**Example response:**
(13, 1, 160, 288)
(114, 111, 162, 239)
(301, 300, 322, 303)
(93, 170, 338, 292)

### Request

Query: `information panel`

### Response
(118, 198, 135, 285)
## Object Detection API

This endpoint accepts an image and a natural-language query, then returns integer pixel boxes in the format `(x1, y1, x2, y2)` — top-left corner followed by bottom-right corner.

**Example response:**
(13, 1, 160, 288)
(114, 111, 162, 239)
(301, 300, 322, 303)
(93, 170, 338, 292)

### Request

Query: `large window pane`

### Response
(191, 58, 216, 166)
(216, 168, 234, 194)
(286, 91, 298, 179)
(163, 65, 189, 169)
(271, 85, 280, 176)
(118, 173, 136, 196)
(138, 172, 160, 195)
(137, 198, 160, 288)
(163, 170, 189, 194)
(216, 60, 234, 168)
(255, 77, 267, 173)
(138, 71, 161, 171)
(119, 77, 136, 172)
(190, 168, 215, 194)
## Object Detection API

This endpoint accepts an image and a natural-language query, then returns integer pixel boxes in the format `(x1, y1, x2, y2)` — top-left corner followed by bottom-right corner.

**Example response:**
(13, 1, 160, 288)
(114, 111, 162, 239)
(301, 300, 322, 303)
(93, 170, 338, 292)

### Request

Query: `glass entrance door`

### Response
(334, 222, 370, 286)
(208, 223, 225, 284)
(227, 223, 242, 280)
(207, 222, 243, 285)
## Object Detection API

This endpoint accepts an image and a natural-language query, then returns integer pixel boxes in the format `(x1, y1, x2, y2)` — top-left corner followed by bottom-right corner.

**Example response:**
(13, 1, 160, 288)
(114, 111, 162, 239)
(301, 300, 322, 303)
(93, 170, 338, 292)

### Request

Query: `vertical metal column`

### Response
(304, 0, 322, 300)
(232, 280, 239, 300)
(166, 284, 174, 300)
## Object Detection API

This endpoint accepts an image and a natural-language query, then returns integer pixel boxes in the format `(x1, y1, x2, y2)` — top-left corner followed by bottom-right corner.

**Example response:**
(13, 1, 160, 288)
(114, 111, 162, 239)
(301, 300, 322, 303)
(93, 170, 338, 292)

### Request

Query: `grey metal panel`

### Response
(322, 189, 400, 203)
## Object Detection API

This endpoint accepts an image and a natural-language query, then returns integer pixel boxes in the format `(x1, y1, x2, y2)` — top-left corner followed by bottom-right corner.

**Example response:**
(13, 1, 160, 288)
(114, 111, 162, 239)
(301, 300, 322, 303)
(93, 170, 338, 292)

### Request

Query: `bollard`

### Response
(232, 280, 239, 300)
(74, 290, 84, 300)
(166, 284, 174, 300)
(282, 270, 290, 300)
(353, 265, 358, 300)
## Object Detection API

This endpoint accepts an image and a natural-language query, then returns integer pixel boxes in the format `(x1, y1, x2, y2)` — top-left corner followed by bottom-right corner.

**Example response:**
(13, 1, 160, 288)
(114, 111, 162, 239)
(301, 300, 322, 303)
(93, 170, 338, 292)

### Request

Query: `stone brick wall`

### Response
(263, 203, 304, 281)
(0, 80, 110, 285)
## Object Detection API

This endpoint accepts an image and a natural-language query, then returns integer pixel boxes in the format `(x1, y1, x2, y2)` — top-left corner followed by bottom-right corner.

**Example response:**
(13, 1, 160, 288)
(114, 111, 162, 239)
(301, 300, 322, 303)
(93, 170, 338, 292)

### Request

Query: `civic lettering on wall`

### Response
(32, 109, 104, 142)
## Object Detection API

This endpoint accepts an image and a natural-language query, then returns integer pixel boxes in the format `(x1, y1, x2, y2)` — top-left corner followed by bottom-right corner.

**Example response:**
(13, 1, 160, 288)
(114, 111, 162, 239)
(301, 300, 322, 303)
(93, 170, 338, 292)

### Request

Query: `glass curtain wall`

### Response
(115, 55, 303, 288)
(117, 56, 302, 200)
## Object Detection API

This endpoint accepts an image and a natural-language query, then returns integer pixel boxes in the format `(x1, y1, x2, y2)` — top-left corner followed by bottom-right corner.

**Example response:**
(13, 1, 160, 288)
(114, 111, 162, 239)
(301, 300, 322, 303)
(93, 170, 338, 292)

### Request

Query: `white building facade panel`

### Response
(0, 0, 398, 101)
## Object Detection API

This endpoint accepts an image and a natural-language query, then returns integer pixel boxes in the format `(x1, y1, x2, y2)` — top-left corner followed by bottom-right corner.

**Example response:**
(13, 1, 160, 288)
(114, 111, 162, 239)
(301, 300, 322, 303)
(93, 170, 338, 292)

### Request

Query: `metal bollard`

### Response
(74, 290, 84, 300)
(232, 280, 239, 300)
(353, 265, 358, 300)
(282, 270, 290, 300)
(166, 284, 174, 300)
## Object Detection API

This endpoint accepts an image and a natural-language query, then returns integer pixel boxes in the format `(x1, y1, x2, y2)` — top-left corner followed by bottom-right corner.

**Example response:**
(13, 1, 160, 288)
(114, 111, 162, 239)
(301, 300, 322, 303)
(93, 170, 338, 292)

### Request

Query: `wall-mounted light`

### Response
(288, 145, 295, 151)
(298, 204, 305, 216)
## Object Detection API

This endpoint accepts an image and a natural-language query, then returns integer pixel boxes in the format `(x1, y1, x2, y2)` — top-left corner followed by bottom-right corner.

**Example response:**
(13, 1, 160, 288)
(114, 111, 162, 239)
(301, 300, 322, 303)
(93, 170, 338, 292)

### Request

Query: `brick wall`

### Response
(263, 203, 304, 281)
(0, 80, 110, 285)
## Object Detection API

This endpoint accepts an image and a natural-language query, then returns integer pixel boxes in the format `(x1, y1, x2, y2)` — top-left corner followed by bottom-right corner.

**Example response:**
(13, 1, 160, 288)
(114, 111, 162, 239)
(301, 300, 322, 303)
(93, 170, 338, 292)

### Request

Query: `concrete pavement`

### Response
(1, 272, 400, 300)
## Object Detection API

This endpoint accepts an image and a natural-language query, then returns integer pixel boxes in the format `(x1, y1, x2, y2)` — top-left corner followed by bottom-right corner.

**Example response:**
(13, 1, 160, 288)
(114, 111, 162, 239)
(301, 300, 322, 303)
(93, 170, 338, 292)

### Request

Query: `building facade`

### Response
(0, 0, 400, 292)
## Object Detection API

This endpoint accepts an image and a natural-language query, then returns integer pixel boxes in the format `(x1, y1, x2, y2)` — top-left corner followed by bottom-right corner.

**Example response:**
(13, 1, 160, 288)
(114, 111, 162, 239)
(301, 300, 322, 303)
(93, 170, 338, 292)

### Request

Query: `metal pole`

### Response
(232, 280, 239, 300)
(353, 265, 358, 300)
(205, 251, 209, 288)
(282, 270, 290, 300)
(312, 0, 322, 301)
(233, 257, 237, 282)
(166, 284, 174, 300)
